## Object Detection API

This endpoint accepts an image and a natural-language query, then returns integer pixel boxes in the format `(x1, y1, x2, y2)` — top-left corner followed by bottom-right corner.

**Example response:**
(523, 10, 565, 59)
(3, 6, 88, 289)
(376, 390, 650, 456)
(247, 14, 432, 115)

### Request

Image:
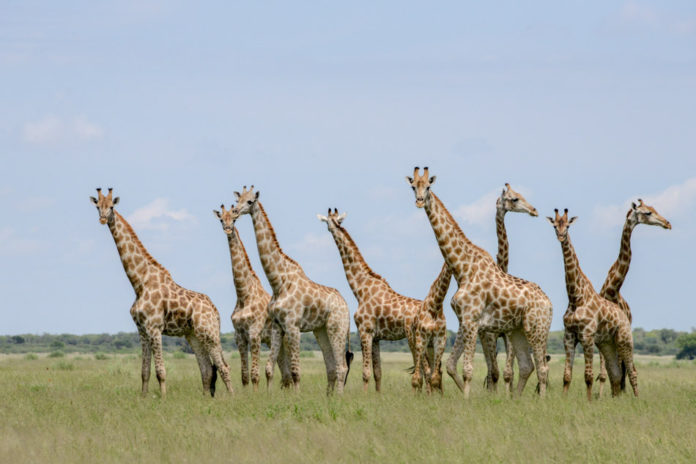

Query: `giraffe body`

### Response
(233, 188, 352, 394)
(595, 200, 670, 396)
(91, 188, 232, 397)
(547, 208, 638, 400)
(214, 206, 292, 390)
(407, 168, 552, 398)
(318, 209, 451, 392)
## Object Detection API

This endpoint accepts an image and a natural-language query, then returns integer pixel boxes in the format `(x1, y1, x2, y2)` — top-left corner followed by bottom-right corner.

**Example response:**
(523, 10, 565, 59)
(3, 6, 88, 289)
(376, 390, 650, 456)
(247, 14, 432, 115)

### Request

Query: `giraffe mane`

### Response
(334, 223, 391, 286)
(115, 211, 172, 279)
(256, 202, 301, 269)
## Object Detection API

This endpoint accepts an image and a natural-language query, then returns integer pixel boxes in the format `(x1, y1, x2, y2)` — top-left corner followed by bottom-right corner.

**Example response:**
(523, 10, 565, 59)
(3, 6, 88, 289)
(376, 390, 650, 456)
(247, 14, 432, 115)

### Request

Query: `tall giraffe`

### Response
(90, 188, 232, 397)
(213, 204, 292, 390)
(317, 208, 451, 392)
(232, 187, 352, 394)
(480, 183, 539, 393)
(595, 199, 670, 395)
(407, 168, 552, 398)
(547, 208, 638, 400)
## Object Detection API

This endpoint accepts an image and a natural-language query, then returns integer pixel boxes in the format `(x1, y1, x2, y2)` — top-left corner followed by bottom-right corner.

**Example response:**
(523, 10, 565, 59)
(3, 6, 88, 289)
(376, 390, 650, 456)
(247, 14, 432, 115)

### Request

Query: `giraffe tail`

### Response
(209, 365, 218, 397)
(344, 330, 354, 386)
(619, 360, 627, 392)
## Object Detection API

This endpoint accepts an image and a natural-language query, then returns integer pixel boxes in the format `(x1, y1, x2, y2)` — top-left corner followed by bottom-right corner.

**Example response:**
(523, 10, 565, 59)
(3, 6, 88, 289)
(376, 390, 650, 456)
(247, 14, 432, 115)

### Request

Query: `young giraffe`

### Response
(411, 262, 452, 394)
(595, 199, 670, 396)
(547, 208, 638, 400)
(232, 187, 352, 394)
(480, 183, 539, 393)
(90, 188, 232, 397)
(406, 168, 552, 398)
(213, 204, 292, 390)
(317, 208, 450, 392)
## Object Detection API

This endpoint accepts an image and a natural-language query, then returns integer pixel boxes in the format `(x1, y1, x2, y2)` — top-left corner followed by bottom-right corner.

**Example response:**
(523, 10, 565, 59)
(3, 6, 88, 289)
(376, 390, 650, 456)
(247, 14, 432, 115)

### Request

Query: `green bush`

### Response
(24, 353, 38, 360)
(675, 332, 696, 360)
(48, 351, 65, 358)
(95, 353, 109, 360)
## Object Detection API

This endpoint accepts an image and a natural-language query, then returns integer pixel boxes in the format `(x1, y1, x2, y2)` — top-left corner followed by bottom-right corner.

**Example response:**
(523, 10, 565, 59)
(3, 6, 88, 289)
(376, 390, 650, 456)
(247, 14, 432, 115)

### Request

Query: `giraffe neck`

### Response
(559, 235, 594, 307)
(422, 263, 452, 314)
(227, 226, 265, 304)
(424, 192, 479, 282)
(108, 211, 170, 296)
(249, 201, 302, 293)
(599, 218, 636, 300)
(495, 207, 509, 273)
(327, 224, 390, 301)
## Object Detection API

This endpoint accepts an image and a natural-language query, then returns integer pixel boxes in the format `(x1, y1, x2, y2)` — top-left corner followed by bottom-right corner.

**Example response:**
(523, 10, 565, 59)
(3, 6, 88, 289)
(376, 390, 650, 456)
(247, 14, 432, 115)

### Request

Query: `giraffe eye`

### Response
(644, 211, 652, 216)
(511, 198, 519, 202)
(411, 186, 415, 191)
(247, 200, 253, 205)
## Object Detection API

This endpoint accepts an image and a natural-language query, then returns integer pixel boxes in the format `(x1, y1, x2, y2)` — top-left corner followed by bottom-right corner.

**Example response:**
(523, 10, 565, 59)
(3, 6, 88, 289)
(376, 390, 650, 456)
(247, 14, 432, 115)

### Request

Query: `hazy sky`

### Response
(1, 1, 695, 335)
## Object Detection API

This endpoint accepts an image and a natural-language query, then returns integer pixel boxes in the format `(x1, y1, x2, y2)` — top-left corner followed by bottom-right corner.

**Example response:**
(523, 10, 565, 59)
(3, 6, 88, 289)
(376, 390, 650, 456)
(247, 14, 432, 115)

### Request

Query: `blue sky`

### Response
(1, 1, 695, 335)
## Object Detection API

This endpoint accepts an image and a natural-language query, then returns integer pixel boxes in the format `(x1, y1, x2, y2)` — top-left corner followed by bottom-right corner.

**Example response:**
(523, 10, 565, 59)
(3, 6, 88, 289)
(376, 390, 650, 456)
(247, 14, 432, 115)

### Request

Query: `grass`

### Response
(0, 352, 694, 463)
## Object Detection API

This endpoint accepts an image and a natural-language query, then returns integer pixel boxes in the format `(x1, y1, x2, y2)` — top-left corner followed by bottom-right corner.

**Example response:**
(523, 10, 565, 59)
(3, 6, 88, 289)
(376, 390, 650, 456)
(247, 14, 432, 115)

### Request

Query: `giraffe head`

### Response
(628, 199, 671, 230)
(89, 187, 120, 225)
(546, 208, 577, 242)
(497, 183, 538, 216)
(213, 204, 240, 235)
(317, 208, 347, 230)
(232, 185, 260, 216)
(406, 166, 436, 208)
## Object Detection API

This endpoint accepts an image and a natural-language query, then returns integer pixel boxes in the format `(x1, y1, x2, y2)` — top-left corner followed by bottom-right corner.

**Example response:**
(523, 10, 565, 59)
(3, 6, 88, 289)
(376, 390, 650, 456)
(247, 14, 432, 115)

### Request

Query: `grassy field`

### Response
(1, 351, 695, 463)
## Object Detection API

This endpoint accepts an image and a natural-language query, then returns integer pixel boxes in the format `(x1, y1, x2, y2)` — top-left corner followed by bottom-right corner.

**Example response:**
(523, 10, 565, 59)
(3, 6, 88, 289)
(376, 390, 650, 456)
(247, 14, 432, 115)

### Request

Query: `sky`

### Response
(1, 1, 695, 335)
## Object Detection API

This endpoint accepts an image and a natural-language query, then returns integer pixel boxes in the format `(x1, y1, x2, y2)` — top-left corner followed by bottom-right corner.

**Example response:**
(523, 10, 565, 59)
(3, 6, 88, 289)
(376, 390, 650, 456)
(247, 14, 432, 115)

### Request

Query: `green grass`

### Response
(0, 352, 694, 463)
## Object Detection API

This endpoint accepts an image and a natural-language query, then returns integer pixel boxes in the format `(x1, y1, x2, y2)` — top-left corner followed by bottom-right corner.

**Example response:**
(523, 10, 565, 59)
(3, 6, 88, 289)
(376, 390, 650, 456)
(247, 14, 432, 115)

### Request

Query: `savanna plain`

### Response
(1, 351, 695, 463)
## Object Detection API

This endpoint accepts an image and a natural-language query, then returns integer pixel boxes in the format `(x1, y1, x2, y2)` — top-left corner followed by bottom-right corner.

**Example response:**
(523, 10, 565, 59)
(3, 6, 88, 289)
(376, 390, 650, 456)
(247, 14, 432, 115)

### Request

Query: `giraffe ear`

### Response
(429, 176, 436, 185)
(337, 212, 347, 224)
(568, 216, 578, 225)
(631, 202, 637, 210)
(90, 196, 98, 205)
(254, 191, 260, 200)
(546, 216, 554, 225)
(213, 210, 222, 219)
(406, 176, 413, 184)
(233, 191, 241, 200)
(317, 214, 328, 223)
(112, 197, 119, 205)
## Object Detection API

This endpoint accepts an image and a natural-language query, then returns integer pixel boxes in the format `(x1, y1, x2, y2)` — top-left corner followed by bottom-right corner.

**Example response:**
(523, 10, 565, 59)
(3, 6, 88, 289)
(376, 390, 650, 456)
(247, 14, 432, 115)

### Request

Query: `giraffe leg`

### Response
(510, 329, 534, 396)
(325, 319, 349, 394)
(431, 331, 446, 394)
(446, 325, 467, 393)
(201, 333, 233, 395)
(138, 330, 152, 397)
(531, 342, 549, 398)
(459, 324, 479, 399)
(412, 329, 426, 393)
(314, 328, 338, 395)
(563, 330, 577, 395)
(249, 331, 262, 392)
(372, 339, 382, 393)
(581, 340, 595, 402)
(265, 323, 282, 390)
(284, 325, 302, 392)
(275, 341, 293, 389)
(617, 334, 638, 397)
(236, 331, 250, 387)
(598, 341, 623, 397)
(597, 353, 608, 398)
(502, 333, 515, 395)
(186, 335, 213, 396)
(479, 330, 499, 392)
(147, 329, 167, 398)
(359, 331, 374, 392)
(425, 341, 436, 395)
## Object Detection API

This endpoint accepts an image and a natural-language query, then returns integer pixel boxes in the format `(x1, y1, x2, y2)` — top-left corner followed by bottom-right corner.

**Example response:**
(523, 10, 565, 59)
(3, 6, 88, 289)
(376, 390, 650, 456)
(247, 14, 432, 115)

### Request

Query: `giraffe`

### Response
(317, 208, 451, 393)
(213, 204, 292, 390)
(480, 183, 539, 393)
(595, 199, 670, 396)
(547, 208, 638, 400)
(411, 262, 452, 394)
(90, 188, 232, 397)
(406, 167, 552, 398)
(232, 186, 352, 394)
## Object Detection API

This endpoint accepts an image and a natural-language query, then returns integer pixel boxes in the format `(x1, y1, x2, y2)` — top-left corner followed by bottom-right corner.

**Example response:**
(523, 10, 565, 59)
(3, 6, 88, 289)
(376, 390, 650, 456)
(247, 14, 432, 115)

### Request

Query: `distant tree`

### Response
(675, 332, 696, 360)
(11, 335, 25, 344)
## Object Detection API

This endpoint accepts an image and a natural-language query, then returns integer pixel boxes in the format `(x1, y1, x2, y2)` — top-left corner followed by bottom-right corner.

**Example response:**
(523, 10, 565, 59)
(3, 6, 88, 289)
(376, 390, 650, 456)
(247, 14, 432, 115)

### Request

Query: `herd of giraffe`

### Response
(90, 166, 671, 400)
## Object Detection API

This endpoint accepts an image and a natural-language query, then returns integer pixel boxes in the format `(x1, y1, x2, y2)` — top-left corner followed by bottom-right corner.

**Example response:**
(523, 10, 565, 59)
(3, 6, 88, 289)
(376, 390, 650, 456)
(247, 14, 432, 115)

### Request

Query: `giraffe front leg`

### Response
(284, 325, 302, 392)
(372, 339, 382, 393)
(597, 353, 608, 398)
(581, 340, 595, 402)
(138, 330, 152, 397)
(446, 325, 466, 393)
(431, 331, 446, 394)
(236, 332, 250, 387)
(411, 329, 425, 393)
(563, 330, 576, 395)
(148, 329, 166, 398)
(479, 330, 499, 392)
(249, 332, 262, 392)
(359, 331, 373, 392)
(265, 323, 282, 390)
(459, 324, 479, 399)
(502, 333, 515, 395)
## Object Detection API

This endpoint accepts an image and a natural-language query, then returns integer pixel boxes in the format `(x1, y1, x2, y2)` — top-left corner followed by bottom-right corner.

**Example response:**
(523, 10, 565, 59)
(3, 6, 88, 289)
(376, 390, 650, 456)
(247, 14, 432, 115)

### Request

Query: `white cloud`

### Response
(453, 189, 500, 229)
(127, 198, 196, 231)
(288, 232, 334, 255)
(22, 116, 104, 145)
(0, 227, 43, 256)
(593, 177, 696, 229)
(619, 2, 696, 35)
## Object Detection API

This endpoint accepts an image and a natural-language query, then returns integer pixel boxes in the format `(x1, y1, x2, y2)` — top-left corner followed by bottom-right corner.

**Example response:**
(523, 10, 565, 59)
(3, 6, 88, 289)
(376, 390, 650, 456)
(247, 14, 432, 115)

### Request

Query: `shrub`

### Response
(94, 353, 109, 360)
(24, 353, 38, 360)
(48, 351, 65, 358)
(675, 332, 696, 360)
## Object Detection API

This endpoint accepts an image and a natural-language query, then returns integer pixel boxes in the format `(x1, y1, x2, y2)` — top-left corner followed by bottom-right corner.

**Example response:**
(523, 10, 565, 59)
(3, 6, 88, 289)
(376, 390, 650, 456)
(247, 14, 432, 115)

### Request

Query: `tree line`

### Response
(2, 328, 695, 359)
